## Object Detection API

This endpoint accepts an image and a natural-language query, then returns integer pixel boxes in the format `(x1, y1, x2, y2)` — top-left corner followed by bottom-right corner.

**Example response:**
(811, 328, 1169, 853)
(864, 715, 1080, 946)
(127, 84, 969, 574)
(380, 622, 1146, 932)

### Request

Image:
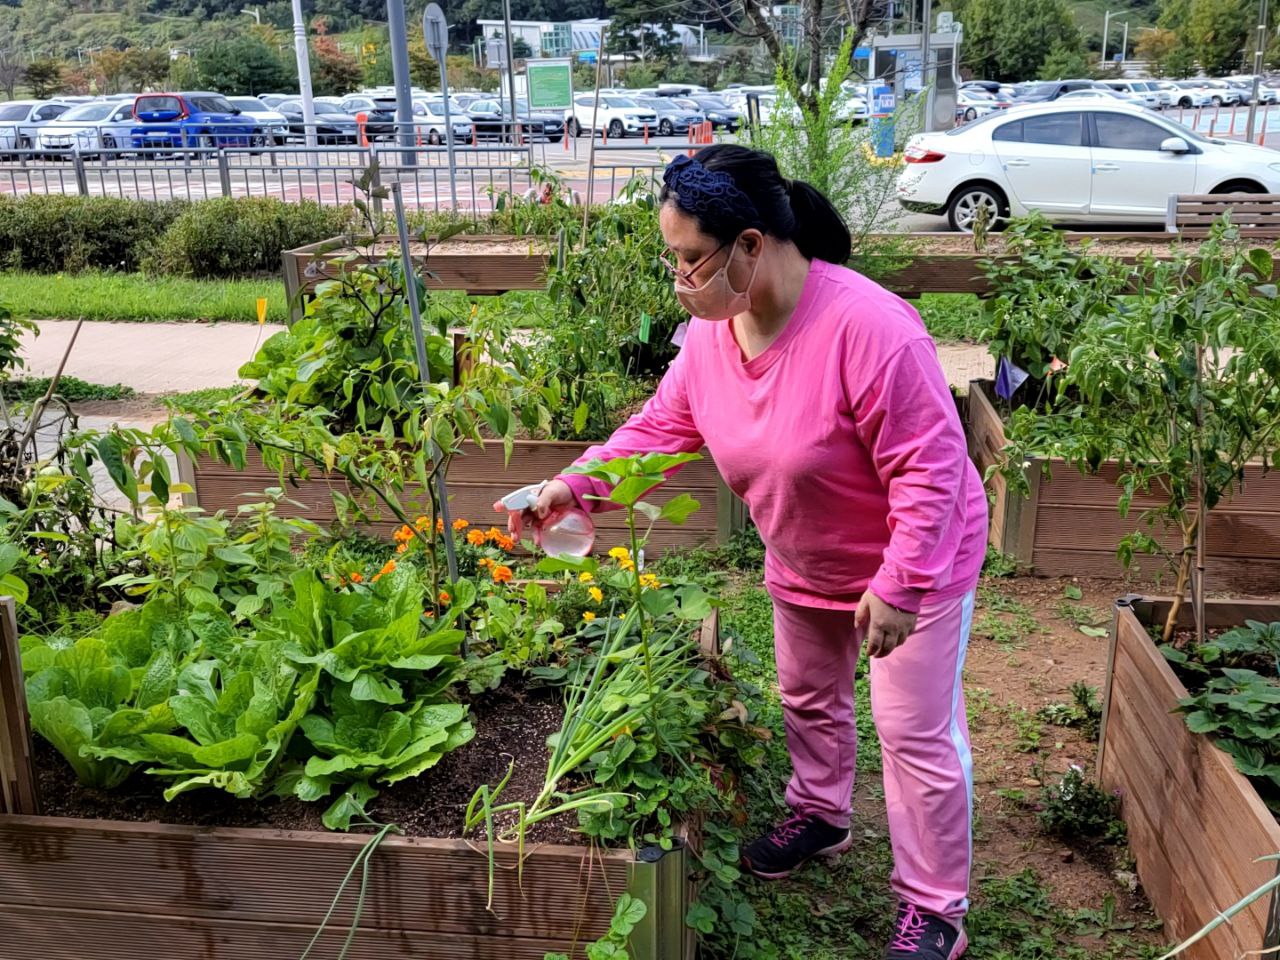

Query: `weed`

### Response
(982, 546, 1019, 578)
(1057, 600, 1111, 637)
(1038, 682, 1103, 741)
(1005, 704, 1042, 753)
(916, 294, 987, 343)
(166, 384, 249, 409)
(1037, 766, 1126, 844)
(1, 375, 135, 403)
(977, 582, 1031, 615)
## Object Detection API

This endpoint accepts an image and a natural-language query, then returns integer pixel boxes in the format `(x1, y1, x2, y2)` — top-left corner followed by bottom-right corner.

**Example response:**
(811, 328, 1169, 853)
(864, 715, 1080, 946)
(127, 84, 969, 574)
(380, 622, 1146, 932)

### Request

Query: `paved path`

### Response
(22, 320, 991, 397)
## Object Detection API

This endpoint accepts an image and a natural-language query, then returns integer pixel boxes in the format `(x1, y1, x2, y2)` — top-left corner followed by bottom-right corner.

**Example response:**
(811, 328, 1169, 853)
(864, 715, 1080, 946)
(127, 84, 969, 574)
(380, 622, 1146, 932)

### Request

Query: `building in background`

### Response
(475, 17, 710, 61)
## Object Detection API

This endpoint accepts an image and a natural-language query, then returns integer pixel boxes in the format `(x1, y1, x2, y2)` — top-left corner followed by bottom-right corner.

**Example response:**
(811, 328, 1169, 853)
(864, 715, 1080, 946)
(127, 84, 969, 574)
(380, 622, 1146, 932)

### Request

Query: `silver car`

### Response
(227, 96, 291, 145)
(0, 99, 76, 153)
(35, 99, 137, 157)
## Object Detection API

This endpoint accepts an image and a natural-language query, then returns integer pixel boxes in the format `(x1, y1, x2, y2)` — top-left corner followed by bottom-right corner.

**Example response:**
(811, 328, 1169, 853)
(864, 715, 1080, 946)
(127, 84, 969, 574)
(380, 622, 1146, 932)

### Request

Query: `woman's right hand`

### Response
(493, 479, 576, 539)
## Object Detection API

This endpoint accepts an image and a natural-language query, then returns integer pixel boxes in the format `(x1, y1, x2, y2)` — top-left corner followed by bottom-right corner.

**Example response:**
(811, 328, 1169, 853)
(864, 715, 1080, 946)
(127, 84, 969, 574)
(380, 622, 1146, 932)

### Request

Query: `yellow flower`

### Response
(608, 546, 631, 562)
(478, 557, 495, 570)
(639, 573, 660, 590)
(578, 571, 594, 583)
(588, 586, 604, 604)
(582, 611, 596, 622)
(453, 518, 470, 531)
(467, 529, 487, 546)
(619, 557, 635, 572)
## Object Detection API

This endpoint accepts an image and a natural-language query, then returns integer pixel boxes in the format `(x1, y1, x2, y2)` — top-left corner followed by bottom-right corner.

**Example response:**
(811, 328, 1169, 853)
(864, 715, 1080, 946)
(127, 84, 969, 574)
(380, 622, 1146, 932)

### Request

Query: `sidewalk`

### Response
(20, 320, 992, 396)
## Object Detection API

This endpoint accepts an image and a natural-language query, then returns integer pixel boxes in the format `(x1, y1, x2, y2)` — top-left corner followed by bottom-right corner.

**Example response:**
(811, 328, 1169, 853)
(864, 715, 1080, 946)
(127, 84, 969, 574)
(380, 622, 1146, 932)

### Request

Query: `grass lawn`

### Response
(0, 271, 289, 324)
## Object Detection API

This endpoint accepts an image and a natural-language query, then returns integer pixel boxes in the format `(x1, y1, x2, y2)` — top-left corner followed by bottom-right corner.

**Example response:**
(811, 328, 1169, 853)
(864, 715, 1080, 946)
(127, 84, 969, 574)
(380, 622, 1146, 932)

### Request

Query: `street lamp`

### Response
(290, 0, 318, 153)
(241, 7, 261, 24)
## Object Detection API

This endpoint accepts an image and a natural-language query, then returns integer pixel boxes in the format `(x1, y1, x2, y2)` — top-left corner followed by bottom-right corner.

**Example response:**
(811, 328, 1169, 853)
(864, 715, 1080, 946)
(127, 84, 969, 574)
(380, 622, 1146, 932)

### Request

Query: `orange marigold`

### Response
(393, 524, 414, 543)
(436, 517, 446, 535)
(466, 529, 487, 546)
(453, 518, 470, 531)
(439, 590, 451, 604)
(349, 571, 364, 583)
(372, 559, 397, 583)
(494, 535, 516, 552)
(491, 565, 513, 584)
(477, 557, 495, 570)
(413, 515, 431, 531)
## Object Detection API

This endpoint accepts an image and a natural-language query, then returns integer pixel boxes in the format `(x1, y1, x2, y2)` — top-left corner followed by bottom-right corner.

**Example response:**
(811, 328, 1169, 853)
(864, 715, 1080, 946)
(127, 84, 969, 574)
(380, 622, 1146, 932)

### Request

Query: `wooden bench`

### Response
(1166, 193, 1280, 238)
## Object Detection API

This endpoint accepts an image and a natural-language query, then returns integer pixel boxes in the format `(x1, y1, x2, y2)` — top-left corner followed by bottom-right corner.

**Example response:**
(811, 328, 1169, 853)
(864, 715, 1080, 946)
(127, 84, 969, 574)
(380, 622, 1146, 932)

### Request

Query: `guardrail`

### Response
(0, 141, 536, 210)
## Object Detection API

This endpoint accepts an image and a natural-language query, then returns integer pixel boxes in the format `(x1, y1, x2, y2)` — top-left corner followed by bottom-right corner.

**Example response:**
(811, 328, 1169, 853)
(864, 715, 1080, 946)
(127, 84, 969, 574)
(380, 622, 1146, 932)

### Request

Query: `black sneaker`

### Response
(884, 902, 968, 960)
(740, 812, 852, 879)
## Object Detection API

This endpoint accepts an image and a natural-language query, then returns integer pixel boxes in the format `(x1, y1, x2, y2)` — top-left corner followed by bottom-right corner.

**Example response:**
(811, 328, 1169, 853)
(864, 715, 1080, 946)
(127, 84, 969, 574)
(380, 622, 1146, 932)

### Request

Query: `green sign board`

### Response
(526, 59, 573, 111)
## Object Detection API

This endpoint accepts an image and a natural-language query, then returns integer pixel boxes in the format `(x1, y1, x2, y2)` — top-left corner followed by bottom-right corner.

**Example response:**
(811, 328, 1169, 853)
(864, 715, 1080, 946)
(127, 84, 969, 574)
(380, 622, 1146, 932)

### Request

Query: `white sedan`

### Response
(897, 100, 1280, 231)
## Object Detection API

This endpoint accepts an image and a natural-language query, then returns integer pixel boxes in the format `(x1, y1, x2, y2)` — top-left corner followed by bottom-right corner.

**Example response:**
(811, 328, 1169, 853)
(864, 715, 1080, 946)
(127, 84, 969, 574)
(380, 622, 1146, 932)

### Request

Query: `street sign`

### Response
(578, 50, 597, 63)
(486, 36, 507, 68)
(422, 3, 449, 62)
(526, 58, 573, 110)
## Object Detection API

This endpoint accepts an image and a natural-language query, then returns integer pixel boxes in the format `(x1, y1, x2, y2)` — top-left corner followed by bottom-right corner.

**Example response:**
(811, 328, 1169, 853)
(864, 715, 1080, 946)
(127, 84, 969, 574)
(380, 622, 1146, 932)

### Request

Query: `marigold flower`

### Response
(492, 565, 513, 584)
(414, 515, 431, 531)
(485, 526, 505, 543)
(478, 557, 495, 570)
(436, 517, 446, 535)
(453, 518, 470, 531)
(439, 590, 451, 604)
(467, 529, 487, 546)
(349, 571, 363, 583)
(396, 542, 409, 554)
(393, 524, 414, 543)
(372, 559, 397, 583)
(639, 573, 660, 590)
(608, 546, 631, 562)
(588, 586, 604, 604)
(619, 557, 635, 572)
(579, 571, 594, 583)
(494, 534, 516, 552)
(582, 611, 596, 622)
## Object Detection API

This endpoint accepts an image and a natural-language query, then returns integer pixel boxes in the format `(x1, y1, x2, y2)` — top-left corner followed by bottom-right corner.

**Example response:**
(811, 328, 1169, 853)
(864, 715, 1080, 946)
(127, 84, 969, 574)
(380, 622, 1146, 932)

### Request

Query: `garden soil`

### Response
(35, 681, 581, 845)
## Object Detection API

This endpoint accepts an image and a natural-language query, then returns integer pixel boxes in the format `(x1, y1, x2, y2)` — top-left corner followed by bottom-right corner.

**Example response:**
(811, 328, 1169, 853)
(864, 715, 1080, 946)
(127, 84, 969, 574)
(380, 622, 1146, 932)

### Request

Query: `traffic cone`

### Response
(643, 123, 649, 144)
(356, 112, 369, 148)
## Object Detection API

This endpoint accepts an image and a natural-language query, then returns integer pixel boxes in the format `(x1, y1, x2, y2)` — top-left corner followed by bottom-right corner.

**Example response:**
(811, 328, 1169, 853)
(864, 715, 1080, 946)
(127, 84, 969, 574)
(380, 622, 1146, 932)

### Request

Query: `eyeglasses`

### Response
(660, 240, 731, 284)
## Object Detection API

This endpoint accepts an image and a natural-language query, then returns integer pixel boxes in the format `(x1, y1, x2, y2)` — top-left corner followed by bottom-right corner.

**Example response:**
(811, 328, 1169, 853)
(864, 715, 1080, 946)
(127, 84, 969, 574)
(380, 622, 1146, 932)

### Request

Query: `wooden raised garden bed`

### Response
(1099, 596, 1280, 960)
(965, 378, 1280, 590)
(0, 606, 720, 960)
(283, 234, 555, 319)
(182, 440, 745, 558)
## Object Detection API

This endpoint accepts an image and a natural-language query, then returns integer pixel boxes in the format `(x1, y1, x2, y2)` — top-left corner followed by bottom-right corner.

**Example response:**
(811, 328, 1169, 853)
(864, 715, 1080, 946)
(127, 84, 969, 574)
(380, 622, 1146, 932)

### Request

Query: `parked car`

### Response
(634, 96, 705, 136)
(277, 99, 359, 144)
(35, 99, 137, 157)
(957, 87, 1002, 122)
(1101, 79, 1161, 109)
(897, 101, 1280, 231)
(565, 94, 658, 139)
(1225, 76, 1278, 105)
(465, 98, 565, 141)
(0, 99, 76, 153)
(1191, 79, 1242, 106)
(1132, 80, 1174, 108)
(257, 93, 296, 109)
(1054, 87, 1145, 105)
(1012, 79, 1109, 103)
(226, 96, 291, 145)
(412, 98, 473, 145)
(129, 92, 267, 150)
(962, 80, 1019, 99)
(684, 94, 742, 132)
(1157, 80, 1210, 109)
(337, 94, 399, 139)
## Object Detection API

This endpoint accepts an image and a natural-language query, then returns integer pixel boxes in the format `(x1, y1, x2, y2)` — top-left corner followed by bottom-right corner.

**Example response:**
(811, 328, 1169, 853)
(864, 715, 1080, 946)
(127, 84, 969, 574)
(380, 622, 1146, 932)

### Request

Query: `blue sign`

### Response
(1113, 53, 1122, 61)
(855, 46, 871, 58)
(578, 50, 597, 63)
(872, 84, 896, 118)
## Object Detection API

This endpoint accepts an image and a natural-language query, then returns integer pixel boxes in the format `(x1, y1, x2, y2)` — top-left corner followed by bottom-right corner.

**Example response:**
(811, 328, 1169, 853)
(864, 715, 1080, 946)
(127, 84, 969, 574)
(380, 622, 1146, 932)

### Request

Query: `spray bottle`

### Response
(497, 481, 595, 557)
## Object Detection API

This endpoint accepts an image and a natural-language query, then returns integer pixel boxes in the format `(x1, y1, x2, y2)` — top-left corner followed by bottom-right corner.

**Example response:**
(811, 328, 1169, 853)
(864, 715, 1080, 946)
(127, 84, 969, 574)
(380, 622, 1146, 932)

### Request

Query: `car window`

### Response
(1018, 112, 1084, 146)
(991, 118, 1023, 141)
(136, 95, 183, 115)
(59, 102, 114, 121)
(604, 97, 637, 108)
(112, 106, 133, 121)
(35, 105, 67, 120)
(0, 103, 30, 121)
(190, 96, 234, 113)
(1020, 82, 1057, 98)
(1094, 112, 1172, 151)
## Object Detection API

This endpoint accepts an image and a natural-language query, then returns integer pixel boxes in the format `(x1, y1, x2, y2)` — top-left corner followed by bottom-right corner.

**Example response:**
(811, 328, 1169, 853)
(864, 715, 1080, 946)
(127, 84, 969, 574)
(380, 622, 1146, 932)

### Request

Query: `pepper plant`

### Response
(998, 219, 1280, 640)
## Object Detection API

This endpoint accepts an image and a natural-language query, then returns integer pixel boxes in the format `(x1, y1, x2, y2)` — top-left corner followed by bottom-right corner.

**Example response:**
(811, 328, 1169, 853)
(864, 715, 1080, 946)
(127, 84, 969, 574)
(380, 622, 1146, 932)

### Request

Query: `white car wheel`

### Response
(948, 185, 1005, 233)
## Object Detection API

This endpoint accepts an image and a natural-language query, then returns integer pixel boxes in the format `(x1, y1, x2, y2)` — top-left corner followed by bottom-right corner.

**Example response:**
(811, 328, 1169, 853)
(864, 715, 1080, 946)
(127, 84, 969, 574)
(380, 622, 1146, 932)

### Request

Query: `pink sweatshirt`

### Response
(558, 259, 988, 614)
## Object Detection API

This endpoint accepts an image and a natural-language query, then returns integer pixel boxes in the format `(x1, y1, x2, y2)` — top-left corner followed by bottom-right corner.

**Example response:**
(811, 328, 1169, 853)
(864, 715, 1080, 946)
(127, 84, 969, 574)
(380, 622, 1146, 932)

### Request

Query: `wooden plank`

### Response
(1032, 503, 1280, 559)
(1028, 547, 1280, 593)
(0, 598, 37, 815)
(0, 903, 594, 960)
(0, 816, 629, 940)
(1099, 603, 1280, 959)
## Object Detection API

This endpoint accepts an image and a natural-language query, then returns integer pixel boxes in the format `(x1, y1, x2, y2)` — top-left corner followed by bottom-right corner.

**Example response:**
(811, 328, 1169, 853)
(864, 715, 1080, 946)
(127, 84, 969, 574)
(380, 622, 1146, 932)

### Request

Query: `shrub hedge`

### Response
(0, 195, 352, 279)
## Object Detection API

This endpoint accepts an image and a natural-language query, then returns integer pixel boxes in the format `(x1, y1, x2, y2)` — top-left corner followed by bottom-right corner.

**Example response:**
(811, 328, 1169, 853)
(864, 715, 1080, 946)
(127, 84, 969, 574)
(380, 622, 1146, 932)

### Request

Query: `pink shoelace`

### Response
(890, 904, 927, 953)
(767, 814, 809, 849)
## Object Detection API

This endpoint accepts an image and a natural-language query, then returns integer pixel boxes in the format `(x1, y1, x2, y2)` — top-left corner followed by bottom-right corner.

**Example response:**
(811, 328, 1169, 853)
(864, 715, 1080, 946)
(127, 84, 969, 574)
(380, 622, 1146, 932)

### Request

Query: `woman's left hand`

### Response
(856, 591, 919, 658)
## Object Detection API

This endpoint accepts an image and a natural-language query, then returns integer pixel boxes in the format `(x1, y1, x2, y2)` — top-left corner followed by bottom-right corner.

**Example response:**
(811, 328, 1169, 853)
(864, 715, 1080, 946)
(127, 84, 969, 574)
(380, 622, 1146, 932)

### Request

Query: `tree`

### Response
(964, 0, 1084, 81)
(60, 64, 91, 95)
(0, 46, 22, 99)
(1186, 0, 1248, 75)
(1164, 44, 1198, 77)
(23, 58, 64, 98)
(92, 47, 129, 94)
(123, 47, 173, 91)
(311, 35, 361, 96)
(198, 35, 292, 94)
(1037, 41, 1089, 79)
(1135, 26, 1179, 76)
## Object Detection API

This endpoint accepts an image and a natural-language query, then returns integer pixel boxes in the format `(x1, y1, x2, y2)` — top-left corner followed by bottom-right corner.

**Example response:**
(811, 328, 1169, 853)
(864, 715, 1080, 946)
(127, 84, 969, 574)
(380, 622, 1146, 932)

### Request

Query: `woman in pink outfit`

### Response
(513, 145, 986, 960)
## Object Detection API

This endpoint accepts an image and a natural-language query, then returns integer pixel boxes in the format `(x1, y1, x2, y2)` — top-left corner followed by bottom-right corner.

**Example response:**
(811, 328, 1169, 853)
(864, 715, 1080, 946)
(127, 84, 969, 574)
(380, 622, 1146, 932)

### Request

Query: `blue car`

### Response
(130, 91, 267, 151)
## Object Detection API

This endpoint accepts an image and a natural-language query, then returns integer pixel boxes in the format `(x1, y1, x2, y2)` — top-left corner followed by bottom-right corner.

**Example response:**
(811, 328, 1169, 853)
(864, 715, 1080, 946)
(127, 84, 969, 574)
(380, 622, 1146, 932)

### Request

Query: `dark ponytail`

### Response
(659, 144, 852, 265)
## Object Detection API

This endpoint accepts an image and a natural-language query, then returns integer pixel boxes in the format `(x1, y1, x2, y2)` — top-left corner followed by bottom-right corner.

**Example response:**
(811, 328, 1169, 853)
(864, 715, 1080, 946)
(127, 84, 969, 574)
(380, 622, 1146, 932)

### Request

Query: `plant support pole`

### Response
(1248, 0, 1270, 142)
(389, 182, 458, 585)
(581, 28, 607, 247)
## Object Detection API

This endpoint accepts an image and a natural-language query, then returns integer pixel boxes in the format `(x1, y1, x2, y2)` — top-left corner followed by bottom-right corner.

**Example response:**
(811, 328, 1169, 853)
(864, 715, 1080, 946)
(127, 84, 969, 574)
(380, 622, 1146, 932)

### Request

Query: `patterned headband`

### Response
(662, 154, 761, 225)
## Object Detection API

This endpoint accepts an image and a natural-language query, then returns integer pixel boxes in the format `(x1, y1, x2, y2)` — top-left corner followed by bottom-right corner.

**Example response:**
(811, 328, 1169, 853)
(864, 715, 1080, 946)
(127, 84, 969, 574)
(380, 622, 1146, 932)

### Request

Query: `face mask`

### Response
(674, 241, 761, 321)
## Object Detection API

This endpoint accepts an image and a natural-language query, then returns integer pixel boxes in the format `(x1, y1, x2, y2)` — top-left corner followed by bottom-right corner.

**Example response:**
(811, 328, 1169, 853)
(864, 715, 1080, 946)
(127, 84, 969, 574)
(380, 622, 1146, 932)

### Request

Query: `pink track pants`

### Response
(772, 590, 975, 920)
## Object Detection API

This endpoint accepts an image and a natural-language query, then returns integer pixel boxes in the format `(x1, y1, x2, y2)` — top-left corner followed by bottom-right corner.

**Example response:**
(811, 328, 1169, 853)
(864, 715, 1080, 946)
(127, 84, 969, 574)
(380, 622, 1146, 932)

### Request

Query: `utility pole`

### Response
(1120, 21, 1128, 64)
(291, 0, 318, 154)
(1101, 9, 1110, 65)
(501, 0, 518, 144)
(1248, 0, 1270, 141)
(387, 0, 417, 165)
(920, 0, 934, 128)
